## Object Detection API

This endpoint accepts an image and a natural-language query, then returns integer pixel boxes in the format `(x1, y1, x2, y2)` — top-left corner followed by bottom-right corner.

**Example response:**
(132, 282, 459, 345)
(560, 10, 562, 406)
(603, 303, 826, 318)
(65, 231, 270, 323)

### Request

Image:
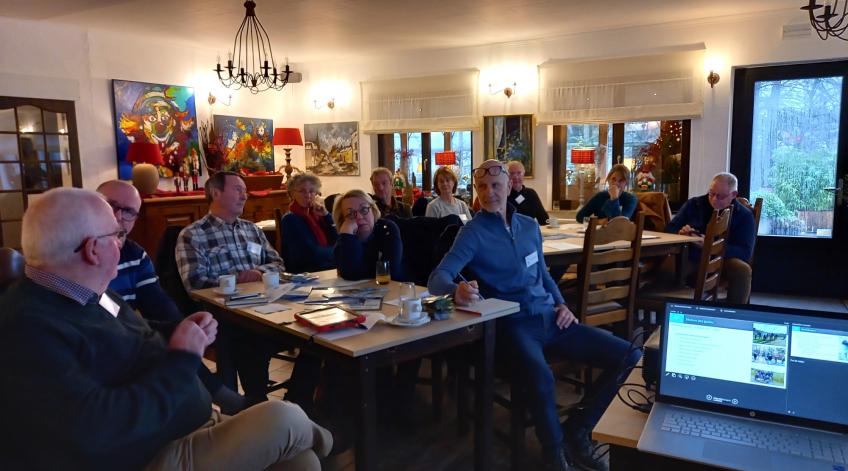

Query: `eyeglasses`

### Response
(74, 229, 127, 253)
(345, 205, 372, 219)
(107, 200, 139, 222)
(708, 191, 732, 200)
(472, 165, 507, 179)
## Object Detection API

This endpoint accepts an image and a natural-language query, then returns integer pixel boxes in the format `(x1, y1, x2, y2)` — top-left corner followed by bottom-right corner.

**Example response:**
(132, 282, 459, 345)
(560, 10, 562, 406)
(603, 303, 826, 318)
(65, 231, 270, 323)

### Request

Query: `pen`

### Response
(456, 273, 484, 300)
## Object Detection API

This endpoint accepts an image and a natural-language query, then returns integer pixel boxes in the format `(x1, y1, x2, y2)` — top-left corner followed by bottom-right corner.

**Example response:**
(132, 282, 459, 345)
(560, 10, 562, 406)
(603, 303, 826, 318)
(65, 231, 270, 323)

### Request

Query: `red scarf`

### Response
(289, 202, 329, 247)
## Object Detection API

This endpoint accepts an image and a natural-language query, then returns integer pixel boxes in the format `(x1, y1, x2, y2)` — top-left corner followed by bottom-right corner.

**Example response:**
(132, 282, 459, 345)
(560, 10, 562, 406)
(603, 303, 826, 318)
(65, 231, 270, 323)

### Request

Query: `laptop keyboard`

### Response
(661, 411, 847, 464)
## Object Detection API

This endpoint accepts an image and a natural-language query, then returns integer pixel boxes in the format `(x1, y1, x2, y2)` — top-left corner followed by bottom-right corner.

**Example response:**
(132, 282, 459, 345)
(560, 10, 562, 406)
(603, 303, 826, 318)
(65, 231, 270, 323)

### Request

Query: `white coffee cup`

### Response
(262, 271, 280, 290)
(547, 218, 560, 228)
(400, 298, 423, 321)
(218, 274, 236, 294)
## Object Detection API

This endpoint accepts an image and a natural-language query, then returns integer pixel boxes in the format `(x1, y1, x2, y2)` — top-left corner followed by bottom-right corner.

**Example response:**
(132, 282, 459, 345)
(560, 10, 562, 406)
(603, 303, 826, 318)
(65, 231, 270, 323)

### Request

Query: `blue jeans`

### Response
(497, 310, 641, 450)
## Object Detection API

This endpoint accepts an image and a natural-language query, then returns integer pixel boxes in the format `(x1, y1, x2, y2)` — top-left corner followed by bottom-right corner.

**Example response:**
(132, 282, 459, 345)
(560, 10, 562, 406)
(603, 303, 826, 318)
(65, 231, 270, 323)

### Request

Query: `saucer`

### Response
(213, 287, 240, 296)
(389, 315, 431, 327)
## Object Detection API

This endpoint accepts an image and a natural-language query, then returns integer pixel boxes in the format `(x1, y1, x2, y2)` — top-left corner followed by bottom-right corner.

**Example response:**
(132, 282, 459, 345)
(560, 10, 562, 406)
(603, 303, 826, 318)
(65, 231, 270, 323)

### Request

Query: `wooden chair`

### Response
(634, 192, 672, 232)
(0, 247, 24, 294)
(736, 196, 763, 266)
(693, 207, 732, 302)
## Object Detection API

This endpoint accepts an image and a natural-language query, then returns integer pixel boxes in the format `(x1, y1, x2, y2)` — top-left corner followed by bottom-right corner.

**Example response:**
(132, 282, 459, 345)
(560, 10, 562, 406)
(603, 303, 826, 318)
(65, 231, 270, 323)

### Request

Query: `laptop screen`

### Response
(659, 302, 848, 428)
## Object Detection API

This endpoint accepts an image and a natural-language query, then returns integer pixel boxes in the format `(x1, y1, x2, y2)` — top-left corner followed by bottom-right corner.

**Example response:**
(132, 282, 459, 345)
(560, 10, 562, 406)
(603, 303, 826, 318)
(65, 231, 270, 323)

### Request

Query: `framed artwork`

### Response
(484, 114, 534, 178)
(304, 121, 359, 176)
(211, 114, 274, 172)
(112, 79, 199, 179)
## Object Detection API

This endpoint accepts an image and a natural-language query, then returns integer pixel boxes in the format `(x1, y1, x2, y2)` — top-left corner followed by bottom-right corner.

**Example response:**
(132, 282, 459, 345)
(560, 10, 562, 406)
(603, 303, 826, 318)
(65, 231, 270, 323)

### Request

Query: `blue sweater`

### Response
(334, 218, 405, 281)
(576, 190, 637, 223)
(428, 207, 564, 318)
(279, 212, 338, 273)
(666, 195, 755, 262)
(109, 239, 182, 323)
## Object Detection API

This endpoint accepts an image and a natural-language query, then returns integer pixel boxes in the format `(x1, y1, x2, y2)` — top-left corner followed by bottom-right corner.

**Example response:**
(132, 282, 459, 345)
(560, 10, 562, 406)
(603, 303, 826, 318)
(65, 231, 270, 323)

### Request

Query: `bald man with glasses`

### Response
(429, 160, 639, 471)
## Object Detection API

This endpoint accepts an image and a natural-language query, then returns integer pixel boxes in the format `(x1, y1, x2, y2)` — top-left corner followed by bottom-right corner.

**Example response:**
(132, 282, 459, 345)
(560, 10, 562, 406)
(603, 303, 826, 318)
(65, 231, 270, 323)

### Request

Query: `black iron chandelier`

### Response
(801, 0, 848, 40)
(214, 1, 293, 93)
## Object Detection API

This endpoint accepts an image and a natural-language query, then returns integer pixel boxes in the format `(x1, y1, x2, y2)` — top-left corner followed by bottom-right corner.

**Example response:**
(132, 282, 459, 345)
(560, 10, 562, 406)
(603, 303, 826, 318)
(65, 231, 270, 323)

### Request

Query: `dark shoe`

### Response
(563, 426, 608, 471)
(544, 446, 574, 471)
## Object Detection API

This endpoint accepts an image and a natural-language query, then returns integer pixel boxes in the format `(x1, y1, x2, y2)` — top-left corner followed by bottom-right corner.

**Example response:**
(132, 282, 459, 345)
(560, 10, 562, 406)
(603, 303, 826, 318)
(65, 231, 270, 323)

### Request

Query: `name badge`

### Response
(247, 241, 262, 256)
(98, 293, 121, 318)
(515, 194, 526, 205)
(525, 251, 538, 268)
(459, 214, 469, 222)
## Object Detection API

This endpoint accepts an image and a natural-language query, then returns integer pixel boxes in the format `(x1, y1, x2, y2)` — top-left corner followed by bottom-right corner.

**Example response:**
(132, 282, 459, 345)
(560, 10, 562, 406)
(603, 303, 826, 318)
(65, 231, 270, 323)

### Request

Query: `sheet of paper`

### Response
(315, 312, 386, 341)
(642, 234, 660, 240)
(252, 303, 290, 314)
(543, 240, 584, 251)
(266, 283, 295, 302)
(384, 290, 430, 306)
(261, 309, 297, 324)
(313, 278, 371, 289)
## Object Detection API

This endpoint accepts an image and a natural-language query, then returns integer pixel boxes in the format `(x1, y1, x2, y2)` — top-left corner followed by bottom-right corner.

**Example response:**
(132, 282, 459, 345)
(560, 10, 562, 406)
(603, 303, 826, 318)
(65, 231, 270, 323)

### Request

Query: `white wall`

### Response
(1, 9, 845, 203)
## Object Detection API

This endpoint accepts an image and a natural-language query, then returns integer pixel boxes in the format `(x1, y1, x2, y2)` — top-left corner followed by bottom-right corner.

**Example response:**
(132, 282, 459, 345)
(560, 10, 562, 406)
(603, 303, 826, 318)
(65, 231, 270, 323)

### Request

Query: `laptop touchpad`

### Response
(703, 441, 771, 469)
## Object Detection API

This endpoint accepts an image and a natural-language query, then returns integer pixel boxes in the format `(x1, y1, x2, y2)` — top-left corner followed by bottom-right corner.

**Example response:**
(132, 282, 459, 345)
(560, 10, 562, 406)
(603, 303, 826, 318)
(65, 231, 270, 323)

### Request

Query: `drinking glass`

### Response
(398, 282, 418, 319)
(375, 259, 390, 285)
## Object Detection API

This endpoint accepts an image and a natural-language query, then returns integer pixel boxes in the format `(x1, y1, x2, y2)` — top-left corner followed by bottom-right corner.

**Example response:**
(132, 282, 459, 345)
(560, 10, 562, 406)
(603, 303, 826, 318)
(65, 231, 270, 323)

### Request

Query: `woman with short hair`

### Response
(279, 173, 337, 273)
(425, 166, 473, 222)
(576, 164, 638, 223)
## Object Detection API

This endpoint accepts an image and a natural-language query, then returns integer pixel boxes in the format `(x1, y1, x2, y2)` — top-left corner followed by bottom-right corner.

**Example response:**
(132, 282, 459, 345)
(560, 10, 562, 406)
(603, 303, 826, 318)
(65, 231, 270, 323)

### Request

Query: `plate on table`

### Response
(388, 315, 431, 328)
(213, 287, 240, 296)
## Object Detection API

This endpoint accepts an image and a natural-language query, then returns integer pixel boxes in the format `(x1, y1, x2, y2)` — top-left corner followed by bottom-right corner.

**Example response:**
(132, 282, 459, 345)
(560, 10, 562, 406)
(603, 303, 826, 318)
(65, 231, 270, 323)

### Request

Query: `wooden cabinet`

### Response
(129, 190, 290, 259)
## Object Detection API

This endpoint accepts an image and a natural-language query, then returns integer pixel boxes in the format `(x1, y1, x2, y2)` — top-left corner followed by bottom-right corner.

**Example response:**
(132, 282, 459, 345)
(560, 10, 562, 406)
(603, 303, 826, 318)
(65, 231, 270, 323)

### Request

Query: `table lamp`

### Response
(126, 142, 164, 196)
(273, 128, 303, 182)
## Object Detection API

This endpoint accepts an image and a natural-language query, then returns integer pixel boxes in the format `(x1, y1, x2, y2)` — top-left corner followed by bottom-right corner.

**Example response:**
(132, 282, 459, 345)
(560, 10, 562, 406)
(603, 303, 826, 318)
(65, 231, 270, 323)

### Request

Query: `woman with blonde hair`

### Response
(576, 163, 637, 223)
(333, 189, 405, 281)
(279, 173, 337, 273)
(425, 166, 473, 222)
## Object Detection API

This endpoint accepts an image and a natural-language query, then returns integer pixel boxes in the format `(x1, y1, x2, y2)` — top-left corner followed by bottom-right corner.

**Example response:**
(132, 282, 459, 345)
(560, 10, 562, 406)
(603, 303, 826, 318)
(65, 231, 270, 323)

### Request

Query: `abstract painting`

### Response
(112, 79, 199, 179)
(484, 114, 534, 178)
(304, 121, 359, 176)
(212, 114, 274, 172)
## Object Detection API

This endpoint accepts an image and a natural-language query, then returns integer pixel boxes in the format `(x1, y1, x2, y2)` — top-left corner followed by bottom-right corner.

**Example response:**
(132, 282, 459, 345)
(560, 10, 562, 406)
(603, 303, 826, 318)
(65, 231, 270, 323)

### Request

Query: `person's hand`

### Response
(455, 280, 480, 305)
(169, 319, 209, 356)
(554, 304, 578, 330)
(186, 311, 217, 345)
(236, 269, 262, 283)
(339, 215, 359, 235)
(608, 183, 620, 200)
(678, 225, 700, 236)
(312, 200, 328, 217)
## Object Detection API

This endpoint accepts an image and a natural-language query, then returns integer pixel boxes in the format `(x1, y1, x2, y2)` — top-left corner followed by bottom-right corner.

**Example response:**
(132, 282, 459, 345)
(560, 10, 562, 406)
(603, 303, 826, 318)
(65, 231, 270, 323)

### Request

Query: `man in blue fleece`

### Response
(429, 160, 640, 471)
(666, 172, 755, 303)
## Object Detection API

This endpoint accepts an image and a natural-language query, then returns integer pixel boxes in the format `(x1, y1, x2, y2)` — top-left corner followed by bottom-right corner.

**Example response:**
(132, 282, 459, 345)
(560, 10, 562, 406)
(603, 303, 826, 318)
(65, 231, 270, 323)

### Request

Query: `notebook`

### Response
(455, 298, 520, 317)
(637, 301, 848, 470)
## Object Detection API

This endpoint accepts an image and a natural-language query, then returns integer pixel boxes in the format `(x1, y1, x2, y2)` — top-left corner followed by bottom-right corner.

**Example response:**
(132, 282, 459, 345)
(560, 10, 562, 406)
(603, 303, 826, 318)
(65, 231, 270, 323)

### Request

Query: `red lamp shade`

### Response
(435, 151, 456, 166)
(125, 142, 164, 166)
(570, 147, 595, 165)
(273, 128, 303, 147)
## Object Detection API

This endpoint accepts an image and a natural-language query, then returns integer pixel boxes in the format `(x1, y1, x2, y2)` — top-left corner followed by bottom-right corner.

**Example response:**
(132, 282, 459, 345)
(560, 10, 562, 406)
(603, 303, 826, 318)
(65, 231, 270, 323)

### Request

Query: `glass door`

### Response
(730, 61, 848, 296)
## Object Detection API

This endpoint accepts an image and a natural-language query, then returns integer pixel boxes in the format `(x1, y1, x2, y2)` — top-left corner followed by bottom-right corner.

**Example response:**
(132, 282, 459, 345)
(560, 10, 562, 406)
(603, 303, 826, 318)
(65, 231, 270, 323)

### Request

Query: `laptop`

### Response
(637, 301, 848, 470)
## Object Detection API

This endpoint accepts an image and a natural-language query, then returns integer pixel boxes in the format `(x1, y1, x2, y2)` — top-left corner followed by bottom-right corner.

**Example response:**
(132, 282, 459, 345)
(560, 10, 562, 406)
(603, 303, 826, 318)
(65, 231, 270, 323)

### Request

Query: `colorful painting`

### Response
(112, 79, 199, 179)
(211, 114, 274, 173)
(484, 114, 534, 178)
(304, 121, 359, 176)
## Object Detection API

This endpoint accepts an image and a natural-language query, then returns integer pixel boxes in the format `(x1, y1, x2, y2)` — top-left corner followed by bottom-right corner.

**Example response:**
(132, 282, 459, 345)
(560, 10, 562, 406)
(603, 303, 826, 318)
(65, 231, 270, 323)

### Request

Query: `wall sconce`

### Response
(208, 92, 232, 106)
(489, 82, 516, 98)
(313, 98, 335, 110)
(707, 70, 720, 88)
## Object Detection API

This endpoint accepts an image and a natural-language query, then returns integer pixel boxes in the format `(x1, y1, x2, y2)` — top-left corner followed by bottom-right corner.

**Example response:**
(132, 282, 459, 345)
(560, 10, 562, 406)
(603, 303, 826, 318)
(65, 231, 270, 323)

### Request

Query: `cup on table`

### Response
(375, 259, 390, 285)
(218, 274, 236, 294)
(398, 281, 422, 321)
(547, 217, 560, 229)
(262, 271, 280, 290)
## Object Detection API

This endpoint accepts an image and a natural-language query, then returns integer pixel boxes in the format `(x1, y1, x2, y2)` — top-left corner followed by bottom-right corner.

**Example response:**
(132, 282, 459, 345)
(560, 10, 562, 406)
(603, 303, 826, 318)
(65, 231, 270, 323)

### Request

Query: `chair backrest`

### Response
(0, 247, 25, 294)
(575, 214, 644, 337)
(274, 207, 284, 255)
(693, 207, 732, 302)
(411, 196, 429, 217)
(155, 225, 200, 314)
(634, 192, 672, 232)
(386, 214, 462, 285)
(736, 196, 763, 265)
(323, 193, 338, 214)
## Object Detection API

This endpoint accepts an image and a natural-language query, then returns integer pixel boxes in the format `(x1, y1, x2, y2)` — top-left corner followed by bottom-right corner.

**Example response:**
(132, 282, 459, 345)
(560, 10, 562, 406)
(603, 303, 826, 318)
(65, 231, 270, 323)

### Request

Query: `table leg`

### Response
(474, 321, 496, 471)
(675, 244, 690, 287)
(355, 354, 377, 471)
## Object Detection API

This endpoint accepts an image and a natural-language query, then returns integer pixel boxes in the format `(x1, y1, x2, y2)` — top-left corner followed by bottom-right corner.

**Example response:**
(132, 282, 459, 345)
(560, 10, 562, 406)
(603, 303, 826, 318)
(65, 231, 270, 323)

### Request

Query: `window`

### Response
(0, 97, 81, 248)
(553, 120, 690, 210)
(379, 131, 473, 198)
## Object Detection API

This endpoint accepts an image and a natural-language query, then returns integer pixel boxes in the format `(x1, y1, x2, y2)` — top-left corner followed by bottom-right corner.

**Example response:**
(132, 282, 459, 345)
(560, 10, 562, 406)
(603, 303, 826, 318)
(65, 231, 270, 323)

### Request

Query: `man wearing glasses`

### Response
(429, 160, 639, 471)
(0, 188, 331, 470)
(97, 179, 246, 415)
(666, 172, 755, 303)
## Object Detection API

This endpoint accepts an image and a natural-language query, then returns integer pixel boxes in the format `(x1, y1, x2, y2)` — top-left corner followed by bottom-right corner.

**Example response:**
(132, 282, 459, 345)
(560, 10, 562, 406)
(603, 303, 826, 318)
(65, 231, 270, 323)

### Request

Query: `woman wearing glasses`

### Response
(279, 173, 338, 273)
(576, 164, 638, 223)
(333, 189, 404, 281)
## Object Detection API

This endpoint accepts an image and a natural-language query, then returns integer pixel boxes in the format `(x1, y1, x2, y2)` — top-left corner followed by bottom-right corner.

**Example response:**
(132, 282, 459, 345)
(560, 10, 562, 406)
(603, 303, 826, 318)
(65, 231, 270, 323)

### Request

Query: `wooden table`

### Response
(190, 271, 518, 471)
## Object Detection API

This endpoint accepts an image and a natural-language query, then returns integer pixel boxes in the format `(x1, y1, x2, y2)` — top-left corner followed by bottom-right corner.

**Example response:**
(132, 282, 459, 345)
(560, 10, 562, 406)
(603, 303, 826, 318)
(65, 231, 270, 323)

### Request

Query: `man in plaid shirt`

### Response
(176, 171, 285, 404)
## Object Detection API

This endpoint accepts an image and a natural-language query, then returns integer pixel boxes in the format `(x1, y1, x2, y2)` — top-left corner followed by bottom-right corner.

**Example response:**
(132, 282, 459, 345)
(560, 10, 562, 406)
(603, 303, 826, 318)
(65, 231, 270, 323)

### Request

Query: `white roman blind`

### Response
(360, 69, 480, 134)
(538, 47, 705, 124)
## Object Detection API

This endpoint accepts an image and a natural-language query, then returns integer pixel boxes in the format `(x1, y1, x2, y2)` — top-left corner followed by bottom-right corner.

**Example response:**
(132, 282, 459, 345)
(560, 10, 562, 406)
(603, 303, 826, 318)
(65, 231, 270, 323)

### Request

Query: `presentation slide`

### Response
(666, 318, 751, 384)
(791, 327, 848, 364)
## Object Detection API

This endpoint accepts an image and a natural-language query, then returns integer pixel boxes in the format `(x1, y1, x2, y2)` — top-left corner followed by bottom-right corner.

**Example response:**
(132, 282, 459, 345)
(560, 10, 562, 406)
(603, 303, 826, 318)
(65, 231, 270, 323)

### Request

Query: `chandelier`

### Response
(801, 0, 848, 40)
(214, 1, 293, 93)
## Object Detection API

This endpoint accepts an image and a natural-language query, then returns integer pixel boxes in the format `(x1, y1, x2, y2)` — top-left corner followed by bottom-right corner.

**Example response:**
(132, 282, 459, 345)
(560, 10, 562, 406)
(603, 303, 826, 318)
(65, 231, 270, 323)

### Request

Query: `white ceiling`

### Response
(0, 0, 804, 62)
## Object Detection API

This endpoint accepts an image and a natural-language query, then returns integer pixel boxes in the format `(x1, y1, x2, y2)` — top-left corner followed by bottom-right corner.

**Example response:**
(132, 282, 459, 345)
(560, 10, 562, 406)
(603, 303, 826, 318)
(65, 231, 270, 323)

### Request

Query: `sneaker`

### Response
(544, 446, 574, 471)
(563, 427, 608, 471)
